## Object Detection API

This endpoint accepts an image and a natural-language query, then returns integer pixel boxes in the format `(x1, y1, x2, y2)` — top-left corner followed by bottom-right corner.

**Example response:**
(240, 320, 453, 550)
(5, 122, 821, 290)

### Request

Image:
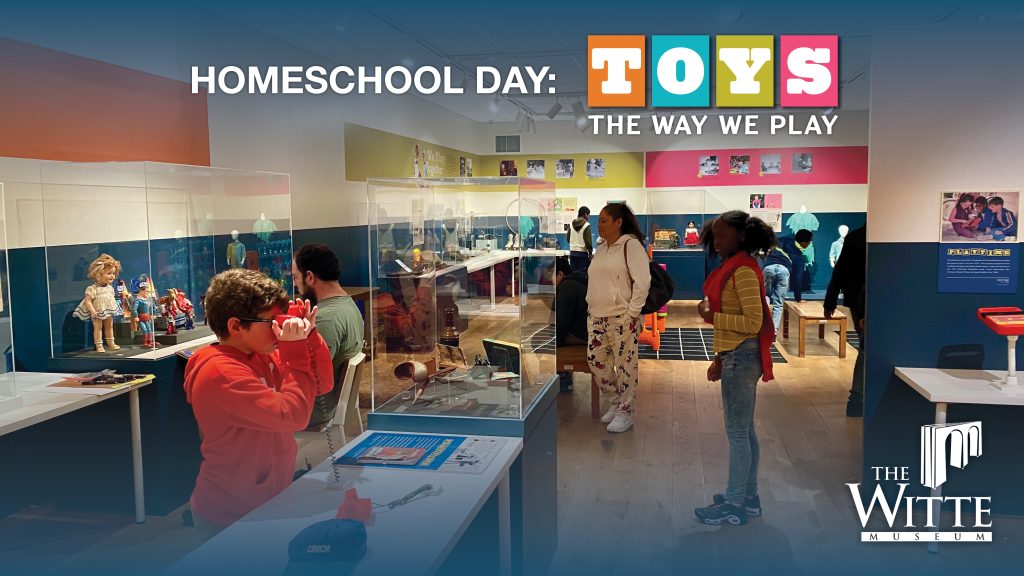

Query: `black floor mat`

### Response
(638, 328, 787, 363)
(530, 325, 786, 363)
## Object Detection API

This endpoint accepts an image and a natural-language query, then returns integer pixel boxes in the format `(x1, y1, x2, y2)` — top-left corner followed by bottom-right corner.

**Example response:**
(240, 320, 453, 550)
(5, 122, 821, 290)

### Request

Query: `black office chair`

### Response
(936, 344, 985, 370)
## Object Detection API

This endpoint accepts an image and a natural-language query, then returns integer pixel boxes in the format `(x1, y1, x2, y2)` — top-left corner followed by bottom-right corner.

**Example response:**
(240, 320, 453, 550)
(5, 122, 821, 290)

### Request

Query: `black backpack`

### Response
(625, 239, 675, 315)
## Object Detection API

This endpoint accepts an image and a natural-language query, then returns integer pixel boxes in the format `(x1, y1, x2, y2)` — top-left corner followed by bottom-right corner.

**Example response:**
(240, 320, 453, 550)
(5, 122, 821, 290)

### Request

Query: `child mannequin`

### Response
(73, 254, 122, 352)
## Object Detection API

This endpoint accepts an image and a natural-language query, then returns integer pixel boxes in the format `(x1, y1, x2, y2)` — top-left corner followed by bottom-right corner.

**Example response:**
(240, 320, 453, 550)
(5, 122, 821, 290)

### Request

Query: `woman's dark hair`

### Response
(956, 193, 974, 205)
(701, 210, 776, 256)
(600, 203, 645, 245)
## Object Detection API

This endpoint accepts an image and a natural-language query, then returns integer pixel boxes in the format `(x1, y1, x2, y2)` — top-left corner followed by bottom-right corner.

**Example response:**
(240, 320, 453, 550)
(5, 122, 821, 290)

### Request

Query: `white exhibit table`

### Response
(165, 430, 523, 576)
(894, 367, 1024, 552)
(0, 371, 155, 522)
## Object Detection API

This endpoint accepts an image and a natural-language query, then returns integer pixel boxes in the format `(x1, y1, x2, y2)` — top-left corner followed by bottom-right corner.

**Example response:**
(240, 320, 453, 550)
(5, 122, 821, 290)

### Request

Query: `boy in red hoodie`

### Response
(184, 269, 332, 533)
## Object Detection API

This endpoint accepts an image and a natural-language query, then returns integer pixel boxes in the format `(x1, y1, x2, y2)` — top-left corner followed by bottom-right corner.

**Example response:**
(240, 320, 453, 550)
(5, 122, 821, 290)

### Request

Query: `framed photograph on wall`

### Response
(500, 160, 517, 176)
(699, 155, 719, 176)
(729, 155, 750, 175)
(556, 159, 574, 179)
(527, 160, 545, 179)
(760, 154, 781, 175)
(792, 153, 813, 173)
(586, 158, 605, 179)
(939, 190, 1019, 243)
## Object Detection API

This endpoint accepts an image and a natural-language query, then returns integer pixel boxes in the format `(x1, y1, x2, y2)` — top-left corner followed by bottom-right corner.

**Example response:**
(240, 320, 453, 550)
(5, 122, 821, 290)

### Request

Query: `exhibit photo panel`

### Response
(366, 177, 558, 421)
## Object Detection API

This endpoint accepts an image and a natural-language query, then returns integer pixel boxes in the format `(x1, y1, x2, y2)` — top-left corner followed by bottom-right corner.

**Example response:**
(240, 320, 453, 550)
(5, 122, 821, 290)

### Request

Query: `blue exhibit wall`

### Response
(864, 242, 1024, 514)
(10, 210, 864, 366)
(643, 211, 867, 298)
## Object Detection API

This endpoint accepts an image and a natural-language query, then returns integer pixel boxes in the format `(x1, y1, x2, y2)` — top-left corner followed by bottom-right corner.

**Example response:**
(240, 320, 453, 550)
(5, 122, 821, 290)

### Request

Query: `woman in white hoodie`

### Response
(585, 203, 651, 433)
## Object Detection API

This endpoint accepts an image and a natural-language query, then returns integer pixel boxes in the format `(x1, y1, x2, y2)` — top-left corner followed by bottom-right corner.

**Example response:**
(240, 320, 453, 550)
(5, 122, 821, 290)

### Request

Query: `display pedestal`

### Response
(155, 333, 180, 346)
(368, 376, 558, 576)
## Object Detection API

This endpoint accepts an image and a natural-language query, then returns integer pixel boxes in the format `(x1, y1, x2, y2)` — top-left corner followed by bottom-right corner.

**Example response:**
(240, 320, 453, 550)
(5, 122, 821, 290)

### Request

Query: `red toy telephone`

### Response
(275, 302, 306, 325)
(977, 307, 1022, 390)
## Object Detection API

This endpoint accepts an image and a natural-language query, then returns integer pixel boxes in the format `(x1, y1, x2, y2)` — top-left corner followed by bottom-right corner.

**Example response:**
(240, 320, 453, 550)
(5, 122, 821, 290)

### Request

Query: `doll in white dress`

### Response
(73, 254, 122, 352)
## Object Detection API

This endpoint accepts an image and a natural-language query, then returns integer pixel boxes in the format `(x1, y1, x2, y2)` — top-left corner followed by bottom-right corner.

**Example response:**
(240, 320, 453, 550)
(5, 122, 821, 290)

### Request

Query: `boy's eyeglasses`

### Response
(236, 317, 275, 324)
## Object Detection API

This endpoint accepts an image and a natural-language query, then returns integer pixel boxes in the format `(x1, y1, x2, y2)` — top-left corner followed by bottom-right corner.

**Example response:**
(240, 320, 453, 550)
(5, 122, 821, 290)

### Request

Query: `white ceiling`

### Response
(203, 0, 1024, 123)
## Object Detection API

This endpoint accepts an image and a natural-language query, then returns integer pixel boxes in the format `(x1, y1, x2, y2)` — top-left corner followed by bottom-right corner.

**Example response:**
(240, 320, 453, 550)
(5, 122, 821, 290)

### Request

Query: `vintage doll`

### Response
(683, 221, 700, 246)
(132, 281, 158, 347)
(72, 254, 122, 352)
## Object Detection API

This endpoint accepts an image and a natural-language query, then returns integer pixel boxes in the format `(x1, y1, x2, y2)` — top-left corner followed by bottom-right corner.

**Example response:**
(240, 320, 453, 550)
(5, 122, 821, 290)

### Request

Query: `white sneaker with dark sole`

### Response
(607, 412, 634, 433)
(601, 406, 618, 423)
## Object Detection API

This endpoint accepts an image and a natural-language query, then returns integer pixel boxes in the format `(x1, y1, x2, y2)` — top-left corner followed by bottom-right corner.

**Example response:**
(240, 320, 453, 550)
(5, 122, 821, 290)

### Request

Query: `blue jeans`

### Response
(720, 338, 761, 506)
(762, 264, 790, 332)
(569, 251, 590, 275)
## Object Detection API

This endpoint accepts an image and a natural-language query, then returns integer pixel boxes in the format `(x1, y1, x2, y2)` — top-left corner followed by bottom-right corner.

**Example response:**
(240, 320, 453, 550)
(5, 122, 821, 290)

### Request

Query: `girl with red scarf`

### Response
(694, 211, 776, 526)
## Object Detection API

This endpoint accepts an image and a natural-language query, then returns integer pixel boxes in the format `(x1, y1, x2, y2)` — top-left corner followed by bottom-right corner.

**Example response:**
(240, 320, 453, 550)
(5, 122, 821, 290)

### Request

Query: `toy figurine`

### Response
(117, 279, 137, 333)
(72, 254, 122, 352)
(171, 288, 196, 330)
(683, 221, 700, 246)
(133, 280, 158, 347)
(159, 291, 180, 335)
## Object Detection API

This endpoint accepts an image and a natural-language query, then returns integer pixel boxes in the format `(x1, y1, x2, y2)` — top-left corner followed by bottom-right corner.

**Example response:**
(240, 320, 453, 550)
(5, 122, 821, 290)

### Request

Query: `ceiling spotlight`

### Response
(572, 100, 587, 129)
(488, 96, 500, 114)
(578, 119, 593, 134)
(527, 116, 537, 134)
(546, 98, 562, 120)
(514, 110, 527, 132)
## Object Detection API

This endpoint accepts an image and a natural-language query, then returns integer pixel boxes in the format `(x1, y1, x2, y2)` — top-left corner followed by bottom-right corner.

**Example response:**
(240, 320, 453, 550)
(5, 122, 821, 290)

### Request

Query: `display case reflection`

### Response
(368, 177, 558, 420)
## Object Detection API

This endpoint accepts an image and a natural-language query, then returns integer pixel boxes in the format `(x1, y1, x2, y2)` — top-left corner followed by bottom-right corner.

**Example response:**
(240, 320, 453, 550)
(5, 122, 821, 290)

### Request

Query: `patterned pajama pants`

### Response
(587, 315, 640, 414)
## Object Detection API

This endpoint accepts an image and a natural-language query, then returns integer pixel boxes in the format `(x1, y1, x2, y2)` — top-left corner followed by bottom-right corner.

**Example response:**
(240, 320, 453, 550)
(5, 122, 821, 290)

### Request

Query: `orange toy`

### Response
(637, 245, 668, 352)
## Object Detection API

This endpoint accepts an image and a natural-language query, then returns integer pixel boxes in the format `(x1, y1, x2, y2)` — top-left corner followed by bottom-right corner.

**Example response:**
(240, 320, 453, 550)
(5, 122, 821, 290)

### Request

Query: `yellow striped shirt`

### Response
(712, 266, 764, 353)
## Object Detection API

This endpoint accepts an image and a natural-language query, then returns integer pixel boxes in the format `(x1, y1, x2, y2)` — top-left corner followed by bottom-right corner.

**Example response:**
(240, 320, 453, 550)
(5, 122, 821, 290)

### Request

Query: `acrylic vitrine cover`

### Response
(646, 188, 709, 251)
(367, 177, 558, 420)
(39, 161, 291, 359)
(0, 182, 17, 409)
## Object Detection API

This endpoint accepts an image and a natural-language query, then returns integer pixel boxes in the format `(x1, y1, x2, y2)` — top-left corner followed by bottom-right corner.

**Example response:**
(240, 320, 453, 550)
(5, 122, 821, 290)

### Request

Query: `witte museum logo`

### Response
(847, 421, 992, 543)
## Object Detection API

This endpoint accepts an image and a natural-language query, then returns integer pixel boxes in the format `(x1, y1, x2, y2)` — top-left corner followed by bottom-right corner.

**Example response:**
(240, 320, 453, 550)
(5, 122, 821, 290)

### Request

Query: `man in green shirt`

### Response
(292, 244, 365, 431)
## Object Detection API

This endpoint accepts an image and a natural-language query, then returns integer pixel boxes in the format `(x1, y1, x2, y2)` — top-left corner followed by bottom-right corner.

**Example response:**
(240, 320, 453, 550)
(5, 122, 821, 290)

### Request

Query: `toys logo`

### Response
(588, 35, 838, 108)
(846, 421, 992, 544)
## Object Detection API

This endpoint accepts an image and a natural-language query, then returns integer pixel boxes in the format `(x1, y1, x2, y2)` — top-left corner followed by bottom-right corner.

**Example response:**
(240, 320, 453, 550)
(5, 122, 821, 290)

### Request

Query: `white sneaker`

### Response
(601, 406, 618, 423)
(607, 412, 634, 433)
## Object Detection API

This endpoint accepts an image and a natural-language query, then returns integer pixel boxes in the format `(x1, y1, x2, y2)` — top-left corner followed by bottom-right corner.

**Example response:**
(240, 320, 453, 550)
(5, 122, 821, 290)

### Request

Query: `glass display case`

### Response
(367, 177, 558, 421)
(646, 188, 708, 251)
(0, 182, 20, 413)
(39, 162, 291, 359)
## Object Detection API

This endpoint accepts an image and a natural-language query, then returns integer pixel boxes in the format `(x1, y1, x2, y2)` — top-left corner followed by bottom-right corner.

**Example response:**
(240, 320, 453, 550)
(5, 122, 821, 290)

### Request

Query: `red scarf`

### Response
(702, 252, 775, 382)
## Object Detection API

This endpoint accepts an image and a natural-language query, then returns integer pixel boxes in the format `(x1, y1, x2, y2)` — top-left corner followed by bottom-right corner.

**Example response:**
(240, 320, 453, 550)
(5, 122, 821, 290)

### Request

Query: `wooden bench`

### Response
(782, 301, 847, 358)
(556, 346, 600, 419)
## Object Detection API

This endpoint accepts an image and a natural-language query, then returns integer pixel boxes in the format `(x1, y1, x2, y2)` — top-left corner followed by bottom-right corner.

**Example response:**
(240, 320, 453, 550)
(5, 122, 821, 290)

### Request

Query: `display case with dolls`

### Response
(38, 161, 292, 360)
(366, 177, 559, 428)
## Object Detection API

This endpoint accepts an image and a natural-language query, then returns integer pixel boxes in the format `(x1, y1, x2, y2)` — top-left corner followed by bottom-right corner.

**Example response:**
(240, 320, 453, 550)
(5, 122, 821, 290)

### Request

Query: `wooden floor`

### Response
(2, 301, 1022, 575)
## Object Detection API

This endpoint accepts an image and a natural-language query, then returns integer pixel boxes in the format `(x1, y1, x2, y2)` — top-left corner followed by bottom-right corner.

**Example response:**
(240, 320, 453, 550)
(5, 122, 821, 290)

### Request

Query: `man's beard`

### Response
(299, 286, 317, 306)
